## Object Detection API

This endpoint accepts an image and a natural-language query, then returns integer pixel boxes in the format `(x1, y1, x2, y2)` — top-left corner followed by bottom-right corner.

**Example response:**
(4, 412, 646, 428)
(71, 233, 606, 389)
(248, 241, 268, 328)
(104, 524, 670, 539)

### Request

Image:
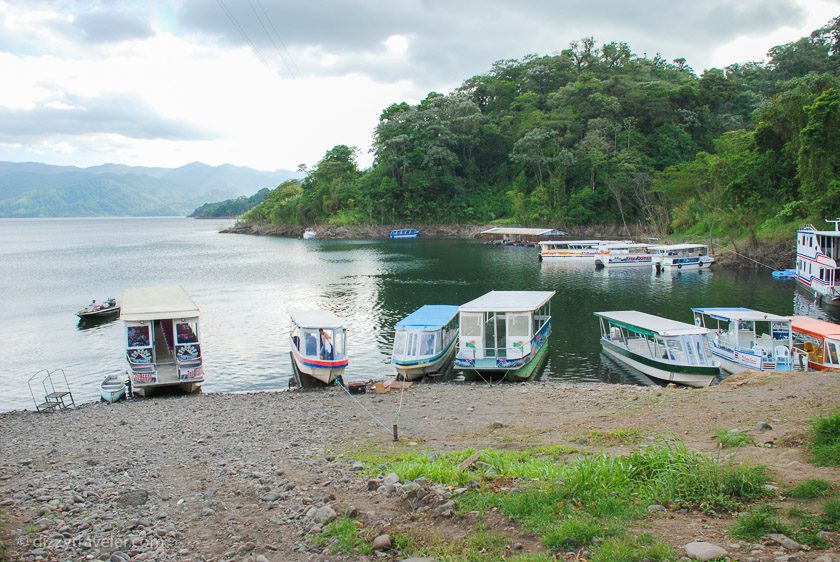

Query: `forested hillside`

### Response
(190, 188, 272, 217)
(243, 17, 840, 241)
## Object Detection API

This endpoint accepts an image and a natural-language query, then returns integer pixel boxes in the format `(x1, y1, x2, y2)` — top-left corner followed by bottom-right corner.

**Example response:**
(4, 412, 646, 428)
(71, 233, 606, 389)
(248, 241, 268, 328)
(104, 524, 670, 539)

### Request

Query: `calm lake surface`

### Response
(0, 217, 828, 412)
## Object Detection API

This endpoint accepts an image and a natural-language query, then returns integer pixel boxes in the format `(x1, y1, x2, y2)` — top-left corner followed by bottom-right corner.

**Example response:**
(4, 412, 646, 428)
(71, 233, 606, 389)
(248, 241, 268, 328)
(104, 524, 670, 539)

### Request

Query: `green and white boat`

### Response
(454, 291, 555, 381)
(595, 310, 721, 387)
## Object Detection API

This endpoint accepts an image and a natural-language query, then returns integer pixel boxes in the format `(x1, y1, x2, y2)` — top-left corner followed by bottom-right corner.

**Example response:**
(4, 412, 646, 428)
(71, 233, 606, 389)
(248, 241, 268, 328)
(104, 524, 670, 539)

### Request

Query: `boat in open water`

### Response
(454, 291, 554, 381)
(120, 286, 204, 397)
(692, 307, 793, 374)
(791, 315, 840, 371)
(595, 310, 721, 387)
(594, 243, 653, 268)
(650, 244, 713, 272)
(77, 297, 120, 321)
(289, 309, 348, 386)
(538, 240, 628, 262)
(392, 305, 459, 380)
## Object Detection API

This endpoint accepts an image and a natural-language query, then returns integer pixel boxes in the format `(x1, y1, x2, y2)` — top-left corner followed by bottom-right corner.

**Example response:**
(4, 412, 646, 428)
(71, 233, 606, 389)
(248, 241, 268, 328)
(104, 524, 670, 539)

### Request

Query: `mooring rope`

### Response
(335, 380, 394, 436)
(713, 244, 779, 271)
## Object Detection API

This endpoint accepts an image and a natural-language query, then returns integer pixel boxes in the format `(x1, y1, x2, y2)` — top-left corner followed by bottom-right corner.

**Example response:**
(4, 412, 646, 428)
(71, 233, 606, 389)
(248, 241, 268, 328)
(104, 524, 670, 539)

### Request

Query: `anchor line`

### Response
(713, 244, 778, 271)
(336, 381, 393, 436)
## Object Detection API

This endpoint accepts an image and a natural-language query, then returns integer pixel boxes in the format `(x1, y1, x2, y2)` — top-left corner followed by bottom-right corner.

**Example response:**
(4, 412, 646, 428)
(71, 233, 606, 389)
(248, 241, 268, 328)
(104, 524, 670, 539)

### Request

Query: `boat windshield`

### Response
(295, 327, 346, 360)
(394, 330, 438, 358)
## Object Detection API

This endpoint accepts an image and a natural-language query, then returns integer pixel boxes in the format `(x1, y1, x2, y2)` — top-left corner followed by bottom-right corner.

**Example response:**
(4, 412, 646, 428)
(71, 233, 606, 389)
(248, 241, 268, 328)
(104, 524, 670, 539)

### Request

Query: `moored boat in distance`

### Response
(594, 243, 653, 268)
(791, 315, 840, 371)
(120, 286, 204, 397)
(650, 244, 713, 272)
(454, 290, 555, 381)
(289, 309, 348, 386)
(538, 240, 629, 262)
(302, 228, 317, 239)
(392, 305, 459, 381)
(692, 307, 793, 374)
(796, 220, 840, 307)
(595, 310, 721, 387)
(389, 228, 420, 239)
(99, 372, 127, 403)
(77, 297, 120, 320)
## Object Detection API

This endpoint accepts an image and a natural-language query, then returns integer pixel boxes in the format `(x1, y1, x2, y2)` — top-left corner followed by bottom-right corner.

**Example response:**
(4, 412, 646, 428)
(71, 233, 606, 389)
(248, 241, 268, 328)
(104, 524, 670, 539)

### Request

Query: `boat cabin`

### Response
(692, 307, 793, 373)
(796, 221, 840, 305)
(649, 244, 712, 270)
(454, 291, 555, 376)
(791, 315, 840, 371)
(480, 227, 565, 247)
(289, 309, 347, 363)
(392, 305, 459, 379)
(595, 243, 653, 268)
(120, 286, 204, 395)
(538, 240, 628, 261)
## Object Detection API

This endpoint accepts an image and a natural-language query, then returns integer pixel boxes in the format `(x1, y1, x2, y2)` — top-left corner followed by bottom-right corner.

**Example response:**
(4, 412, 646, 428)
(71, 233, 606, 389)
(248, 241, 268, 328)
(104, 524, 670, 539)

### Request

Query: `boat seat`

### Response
(803, 342, 815, 352)
(774, 345, 791, 363)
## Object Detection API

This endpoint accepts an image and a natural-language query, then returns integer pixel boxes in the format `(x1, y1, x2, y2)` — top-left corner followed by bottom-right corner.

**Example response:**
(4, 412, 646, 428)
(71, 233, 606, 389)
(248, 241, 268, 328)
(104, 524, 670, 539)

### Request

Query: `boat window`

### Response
(393, 331, 406, 355)
(461, 313, 482, 337)
(665, 338, 682, 360)
(508, 313, 530, 338)
(334, 329, 346, 358)
(127, 325, 150, 348)
(419, 333, 436, 356)
(303, 330, 318, 357)
(176, 321, 198, 344)
(828, 342, 840, 365)
(406, 332, 419, 357)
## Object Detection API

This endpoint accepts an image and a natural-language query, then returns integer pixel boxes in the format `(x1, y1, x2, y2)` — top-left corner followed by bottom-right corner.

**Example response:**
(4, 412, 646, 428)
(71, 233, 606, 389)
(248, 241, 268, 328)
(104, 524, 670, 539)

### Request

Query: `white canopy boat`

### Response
(691, 307, 793, 374)
(650, 244, 714, 272)
(538, 240, 629, 262)
(289, 309, 348, 386)
(594, 243, 653, 268)
(595, 310, 721, 387)
(454, 291, 555, 381)
(120, 286, 204, 397)
(392, 305, 459, 380)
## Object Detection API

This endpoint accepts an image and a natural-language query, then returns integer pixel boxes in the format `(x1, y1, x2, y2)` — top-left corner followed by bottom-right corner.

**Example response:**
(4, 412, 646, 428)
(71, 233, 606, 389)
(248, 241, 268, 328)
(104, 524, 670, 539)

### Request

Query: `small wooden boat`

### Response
(791, 316, 840, 370)
(454, 291, 555, 381)
(392, 305, 459, 380)
(77, 297, 120, 320)
(692, 307, 793, 374)
(121, 286, 204, 397)
(389, 228, 420, 239)
(595, 310, 721, 387)
(302, 228, 317, 239)
(100, 372, 127, 403)
(289, 309, 348, 385)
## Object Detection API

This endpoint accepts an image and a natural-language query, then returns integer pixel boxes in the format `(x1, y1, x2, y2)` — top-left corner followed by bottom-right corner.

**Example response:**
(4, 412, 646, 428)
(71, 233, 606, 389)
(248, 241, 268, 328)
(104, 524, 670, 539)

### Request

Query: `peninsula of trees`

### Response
(242, 17, 840, 241)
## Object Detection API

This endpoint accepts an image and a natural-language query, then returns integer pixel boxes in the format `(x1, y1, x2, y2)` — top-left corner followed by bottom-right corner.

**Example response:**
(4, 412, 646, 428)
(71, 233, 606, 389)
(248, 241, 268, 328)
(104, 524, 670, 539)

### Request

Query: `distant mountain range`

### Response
(0, 161, 302, 217)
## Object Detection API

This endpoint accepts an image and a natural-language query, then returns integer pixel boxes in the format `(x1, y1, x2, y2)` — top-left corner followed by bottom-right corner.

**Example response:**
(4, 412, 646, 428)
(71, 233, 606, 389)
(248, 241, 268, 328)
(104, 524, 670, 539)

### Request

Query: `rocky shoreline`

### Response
(1, 372, 838, 561)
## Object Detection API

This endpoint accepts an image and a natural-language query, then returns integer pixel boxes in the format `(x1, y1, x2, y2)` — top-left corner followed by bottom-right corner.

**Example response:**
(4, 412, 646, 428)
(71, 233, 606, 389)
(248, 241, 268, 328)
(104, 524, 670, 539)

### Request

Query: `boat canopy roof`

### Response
(792, 316, 840, 339)
(649, 243, 707, 251)
(395, 305, 459, 331)
(601, 242, 650, 249)
(691, 307, 790, 323)
(595, 310, 707, 337)
(121, 286, 199, 322)
(289, 308, 345, 329)
(481, 227, 565, 236)
(538, 239, 606, 246)
(460, 291, 555, 313)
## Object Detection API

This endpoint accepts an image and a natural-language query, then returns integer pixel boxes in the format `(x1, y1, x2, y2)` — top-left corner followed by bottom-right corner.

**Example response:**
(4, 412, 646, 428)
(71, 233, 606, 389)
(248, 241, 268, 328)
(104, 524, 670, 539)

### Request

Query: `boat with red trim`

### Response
(289, 309, 348, 386)
(796, 220, 840, 307)
(791, 315, 840, 371)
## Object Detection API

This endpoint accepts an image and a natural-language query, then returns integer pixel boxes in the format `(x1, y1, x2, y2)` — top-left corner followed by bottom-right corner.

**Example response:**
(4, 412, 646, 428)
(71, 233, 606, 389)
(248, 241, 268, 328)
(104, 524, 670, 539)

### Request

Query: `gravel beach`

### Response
(1, 372, 838, 561)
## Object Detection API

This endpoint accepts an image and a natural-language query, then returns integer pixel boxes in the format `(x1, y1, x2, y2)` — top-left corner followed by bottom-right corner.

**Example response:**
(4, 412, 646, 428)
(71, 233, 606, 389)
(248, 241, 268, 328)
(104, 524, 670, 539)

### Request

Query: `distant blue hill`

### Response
(0, 161, 302, 217)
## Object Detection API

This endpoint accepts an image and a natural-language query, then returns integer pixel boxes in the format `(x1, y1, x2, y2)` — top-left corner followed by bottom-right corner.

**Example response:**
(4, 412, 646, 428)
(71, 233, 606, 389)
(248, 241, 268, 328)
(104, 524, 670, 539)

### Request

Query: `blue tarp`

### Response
(396, 305, 459, 331)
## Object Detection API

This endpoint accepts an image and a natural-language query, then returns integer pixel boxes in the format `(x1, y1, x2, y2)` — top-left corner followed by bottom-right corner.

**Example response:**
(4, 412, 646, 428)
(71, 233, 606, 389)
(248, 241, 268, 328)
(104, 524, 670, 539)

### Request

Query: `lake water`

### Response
(0, 217, 826, 412)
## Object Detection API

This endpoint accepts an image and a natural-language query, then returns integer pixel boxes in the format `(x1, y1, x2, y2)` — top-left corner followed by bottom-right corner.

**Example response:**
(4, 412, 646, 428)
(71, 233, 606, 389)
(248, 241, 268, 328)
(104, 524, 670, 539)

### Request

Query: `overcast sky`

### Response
(0, 0, 837, 171)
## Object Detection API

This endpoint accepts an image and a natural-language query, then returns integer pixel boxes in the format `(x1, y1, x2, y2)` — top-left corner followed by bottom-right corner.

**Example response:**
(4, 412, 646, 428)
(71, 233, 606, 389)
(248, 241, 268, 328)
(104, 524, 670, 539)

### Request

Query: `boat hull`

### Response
(460, 341, 550, 382)
(99, 383, 126, 403)
(601, 339, 719, 388)
(597, 256, 653, 268)
(710, 347, 791, 375)
(77, 307, 121, 319)
(394, 337, 458, 381)
(290, 347, 347, 385)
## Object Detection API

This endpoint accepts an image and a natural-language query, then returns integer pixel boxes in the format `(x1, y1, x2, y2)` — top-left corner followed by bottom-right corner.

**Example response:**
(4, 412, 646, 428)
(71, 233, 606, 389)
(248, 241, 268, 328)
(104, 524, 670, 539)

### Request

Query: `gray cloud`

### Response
(0, 93, 214, 142)
(73, 10, 155, 43)
(177, 0, 809, 83)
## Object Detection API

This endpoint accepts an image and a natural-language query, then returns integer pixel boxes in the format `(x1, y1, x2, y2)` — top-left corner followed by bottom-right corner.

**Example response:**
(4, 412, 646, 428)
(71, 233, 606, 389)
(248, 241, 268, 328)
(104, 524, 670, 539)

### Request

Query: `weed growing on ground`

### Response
(311, 516, 372, 555)
(824, 498, 840, 529)
(808, 410, 840, 466)
(589, 533, 676, 562)
(715, 429, 754, 448)
(788, 479, 833, 499)
(577, 428, 644, 446)
(730, 505, 789, 540)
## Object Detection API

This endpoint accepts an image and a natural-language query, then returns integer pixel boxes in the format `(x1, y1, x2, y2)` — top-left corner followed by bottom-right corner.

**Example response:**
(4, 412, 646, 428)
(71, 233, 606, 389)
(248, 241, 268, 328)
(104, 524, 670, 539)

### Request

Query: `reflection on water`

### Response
(0, 217, 814, 411)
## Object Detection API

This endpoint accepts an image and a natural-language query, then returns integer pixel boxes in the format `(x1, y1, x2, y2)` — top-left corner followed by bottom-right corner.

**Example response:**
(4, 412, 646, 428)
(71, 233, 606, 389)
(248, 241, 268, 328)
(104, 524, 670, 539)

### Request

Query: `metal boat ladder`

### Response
(27, 369, 76, 412)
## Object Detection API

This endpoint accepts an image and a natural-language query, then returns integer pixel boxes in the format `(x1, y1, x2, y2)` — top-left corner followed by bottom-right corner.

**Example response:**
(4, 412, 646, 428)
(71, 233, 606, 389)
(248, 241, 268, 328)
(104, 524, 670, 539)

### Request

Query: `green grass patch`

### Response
(311, 516, 372, 555)
(731, 505, 789, 541)
(788, 479, 833, 499)
(715, 429, 755, 448)
(576, 428, 644, 446)
(824, 498, 840, 529)
(807, 410, 840, 466)
(590, 533, 676, 562)
(391, 525, 555, 562)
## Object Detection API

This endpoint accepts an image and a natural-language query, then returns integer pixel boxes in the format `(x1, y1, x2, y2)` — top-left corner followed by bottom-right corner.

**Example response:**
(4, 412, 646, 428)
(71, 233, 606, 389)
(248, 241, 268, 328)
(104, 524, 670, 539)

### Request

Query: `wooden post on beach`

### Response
(392, 424, 398, 442)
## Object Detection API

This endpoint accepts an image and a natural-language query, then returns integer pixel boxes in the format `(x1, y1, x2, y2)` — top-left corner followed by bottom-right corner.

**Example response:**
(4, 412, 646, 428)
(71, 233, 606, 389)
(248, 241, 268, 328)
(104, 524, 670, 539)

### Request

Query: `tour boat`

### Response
(77, 297, 120, 320)
(454, 291, 555, 381)
(392, 305, 459, 380)
(289, 309, 348, 386)
(595, 310, 721, 387)
(389, 228, 420, 239)
(796, 220, 840, 307)
(650, 244, 714, 272)
(791, 315, 840, 371)
(691, 307, 793, 374)
(538, 240, 628, 262)
(120, 286, 204, 397)
(99, 372, 127, 403)
(594, 243, 653, 268)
